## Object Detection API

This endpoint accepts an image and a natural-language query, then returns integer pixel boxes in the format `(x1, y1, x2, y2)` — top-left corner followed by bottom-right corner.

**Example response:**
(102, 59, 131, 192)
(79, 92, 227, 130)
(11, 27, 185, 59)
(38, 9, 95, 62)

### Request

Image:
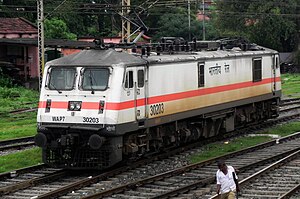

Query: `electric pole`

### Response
(37, 0, 44, 90)
(121, 0, 131, 43)
(202, 0, 205, 41)
(188, 0, 191, 41)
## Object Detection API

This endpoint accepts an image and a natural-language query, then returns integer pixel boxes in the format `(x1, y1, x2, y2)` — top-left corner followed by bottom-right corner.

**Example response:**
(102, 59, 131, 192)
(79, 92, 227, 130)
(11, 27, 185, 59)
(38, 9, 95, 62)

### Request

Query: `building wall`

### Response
(28, 46, 38, 78)
(0, 33, 37, 39)
(61, 48, 81, 56)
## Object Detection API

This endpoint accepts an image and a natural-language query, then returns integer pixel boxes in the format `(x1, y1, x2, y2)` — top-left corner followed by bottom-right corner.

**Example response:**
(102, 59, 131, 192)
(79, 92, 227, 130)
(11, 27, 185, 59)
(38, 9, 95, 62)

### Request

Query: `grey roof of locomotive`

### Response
(47, 46, 277, 67)
(47, 48, 147, 67)
(145, 47, 277, 64)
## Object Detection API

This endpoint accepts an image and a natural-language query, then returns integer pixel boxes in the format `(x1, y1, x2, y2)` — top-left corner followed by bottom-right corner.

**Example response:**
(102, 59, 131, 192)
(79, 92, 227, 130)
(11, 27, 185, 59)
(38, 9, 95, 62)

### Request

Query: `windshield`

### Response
(82, 68, 109, 91)
(48, 67, 76, 90)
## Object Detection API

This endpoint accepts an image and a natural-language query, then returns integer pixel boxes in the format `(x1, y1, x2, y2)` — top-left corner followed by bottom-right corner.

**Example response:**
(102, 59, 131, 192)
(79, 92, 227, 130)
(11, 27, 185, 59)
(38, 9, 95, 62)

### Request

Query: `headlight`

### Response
(75, 103, 81, 110)
(68, 101, 82, 111)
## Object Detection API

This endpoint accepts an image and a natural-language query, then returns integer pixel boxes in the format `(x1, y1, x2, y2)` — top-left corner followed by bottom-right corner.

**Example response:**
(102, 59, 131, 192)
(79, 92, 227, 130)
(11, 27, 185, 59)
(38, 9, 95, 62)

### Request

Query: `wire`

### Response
(45, 0, 69, 19)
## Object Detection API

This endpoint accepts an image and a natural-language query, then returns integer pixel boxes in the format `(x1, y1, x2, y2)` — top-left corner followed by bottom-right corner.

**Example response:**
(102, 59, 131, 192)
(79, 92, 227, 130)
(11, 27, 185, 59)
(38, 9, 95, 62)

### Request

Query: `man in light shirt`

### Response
(216, 160, 240, 199)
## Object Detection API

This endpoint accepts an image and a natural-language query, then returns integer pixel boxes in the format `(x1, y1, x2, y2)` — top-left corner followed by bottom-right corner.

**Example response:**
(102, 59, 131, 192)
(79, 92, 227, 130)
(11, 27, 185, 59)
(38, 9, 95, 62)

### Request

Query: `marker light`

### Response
(45, 99, 51, 113)
(99, 100, 105, 114)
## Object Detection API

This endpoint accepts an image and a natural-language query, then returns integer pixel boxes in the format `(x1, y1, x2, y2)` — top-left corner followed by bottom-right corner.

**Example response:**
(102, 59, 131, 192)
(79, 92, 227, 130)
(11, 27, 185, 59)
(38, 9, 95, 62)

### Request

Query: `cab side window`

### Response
(125, 71, 133, 88)
(137, 69, 144, 88)
(253, 58, 262, 82)
(198, 62, 205, 87)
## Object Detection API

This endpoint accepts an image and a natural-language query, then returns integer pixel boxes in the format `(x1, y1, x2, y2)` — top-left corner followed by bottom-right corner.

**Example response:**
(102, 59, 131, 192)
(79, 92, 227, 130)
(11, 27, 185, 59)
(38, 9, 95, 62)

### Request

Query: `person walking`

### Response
(216, 159, 240, 199)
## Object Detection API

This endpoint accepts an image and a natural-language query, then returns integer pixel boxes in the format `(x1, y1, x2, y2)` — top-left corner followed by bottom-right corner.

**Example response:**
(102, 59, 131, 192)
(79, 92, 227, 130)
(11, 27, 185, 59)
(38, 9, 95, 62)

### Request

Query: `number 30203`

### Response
(149, 103, 164, 116)
(83, 117, 99, 123)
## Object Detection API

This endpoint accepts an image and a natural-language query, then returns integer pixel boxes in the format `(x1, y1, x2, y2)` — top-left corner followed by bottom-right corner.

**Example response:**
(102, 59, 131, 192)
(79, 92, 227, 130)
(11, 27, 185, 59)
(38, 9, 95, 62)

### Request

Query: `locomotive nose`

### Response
(88, 134, 106, 150)
(34, 133, 47, 148)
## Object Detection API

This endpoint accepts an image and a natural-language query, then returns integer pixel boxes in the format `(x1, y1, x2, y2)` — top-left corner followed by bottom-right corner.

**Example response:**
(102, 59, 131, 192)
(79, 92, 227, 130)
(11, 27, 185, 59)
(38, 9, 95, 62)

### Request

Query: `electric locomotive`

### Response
(35, 39, 281, 169)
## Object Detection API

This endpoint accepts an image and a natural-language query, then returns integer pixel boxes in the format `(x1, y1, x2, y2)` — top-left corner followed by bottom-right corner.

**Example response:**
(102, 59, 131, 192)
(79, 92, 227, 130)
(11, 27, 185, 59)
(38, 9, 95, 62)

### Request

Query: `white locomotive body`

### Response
(35, 44, 281, 169)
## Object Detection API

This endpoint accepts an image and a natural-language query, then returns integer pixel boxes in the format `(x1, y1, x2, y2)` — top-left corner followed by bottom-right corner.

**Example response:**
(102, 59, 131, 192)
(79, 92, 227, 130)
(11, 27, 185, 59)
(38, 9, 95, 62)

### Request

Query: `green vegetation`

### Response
(45, 18, 77, 40)
(0, 112, 37, 141)
(0, 86, 39, 114)
(190, 136, 272, 163)
(0, 148, 42, 173)
(281, 73, 300, 98)
(0, 77, 40, 173)
(1, 0, 300, 51)
(259, 121, 300, 137)
(0, 79, 38, 141)
(190, 121, 300, 163)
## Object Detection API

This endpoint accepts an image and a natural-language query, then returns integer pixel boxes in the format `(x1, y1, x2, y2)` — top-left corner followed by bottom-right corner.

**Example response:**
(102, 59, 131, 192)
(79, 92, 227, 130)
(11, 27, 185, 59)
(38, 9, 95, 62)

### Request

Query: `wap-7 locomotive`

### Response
(35, 41, 281, 169)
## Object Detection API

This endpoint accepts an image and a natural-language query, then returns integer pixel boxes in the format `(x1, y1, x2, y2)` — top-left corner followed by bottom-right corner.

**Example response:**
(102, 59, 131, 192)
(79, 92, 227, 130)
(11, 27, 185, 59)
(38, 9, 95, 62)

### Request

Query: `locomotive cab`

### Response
(36, 49, 147, 169)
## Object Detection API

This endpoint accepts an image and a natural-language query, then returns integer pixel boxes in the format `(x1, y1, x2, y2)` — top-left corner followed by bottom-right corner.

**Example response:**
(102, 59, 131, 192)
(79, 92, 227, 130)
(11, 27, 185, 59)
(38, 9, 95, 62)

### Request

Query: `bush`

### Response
(0, 74, 13, 88)
(294, 50, 300, 66)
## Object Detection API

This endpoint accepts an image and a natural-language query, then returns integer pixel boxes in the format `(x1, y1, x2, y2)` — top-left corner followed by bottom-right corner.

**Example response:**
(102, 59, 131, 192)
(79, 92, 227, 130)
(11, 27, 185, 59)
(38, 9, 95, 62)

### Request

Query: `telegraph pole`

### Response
(37, 0, 44, 90)
(121, 0, 131, 43)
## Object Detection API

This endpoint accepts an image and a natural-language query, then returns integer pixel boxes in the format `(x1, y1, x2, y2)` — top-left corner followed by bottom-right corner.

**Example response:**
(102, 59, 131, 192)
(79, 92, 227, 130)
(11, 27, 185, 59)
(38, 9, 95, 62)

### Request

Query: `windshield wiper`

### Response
(49, 82, 62, 94)
(89, 70, 95, 94)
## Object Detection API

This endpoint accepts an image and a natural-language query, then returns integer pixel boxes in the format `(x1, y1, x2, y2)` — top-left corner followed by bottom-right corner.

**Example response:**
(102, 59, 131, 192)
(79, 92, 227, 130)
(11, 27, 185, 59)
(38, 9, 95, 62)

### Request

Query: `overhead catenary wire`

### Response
(44, 0, 68, 18)
(1, 0, 299, 10)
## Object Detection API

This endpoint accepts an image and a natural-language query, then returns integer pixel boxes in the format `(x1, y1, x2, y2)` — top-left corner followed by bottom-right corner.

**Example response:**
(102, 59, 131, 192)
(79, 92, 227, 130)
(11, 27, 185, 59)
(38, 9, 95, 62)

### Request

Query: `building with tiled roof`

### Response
(0, 17, 38, 39)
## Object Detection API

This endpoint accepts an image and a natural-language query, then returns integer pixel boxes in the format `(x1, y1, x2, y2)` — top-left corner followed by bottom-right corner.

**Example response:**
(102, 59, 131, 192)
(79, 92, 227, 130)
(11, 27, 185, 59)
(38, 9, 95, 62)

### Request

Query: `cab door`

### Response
(272, 54, 279, 93)
(135, 66, 147, 121)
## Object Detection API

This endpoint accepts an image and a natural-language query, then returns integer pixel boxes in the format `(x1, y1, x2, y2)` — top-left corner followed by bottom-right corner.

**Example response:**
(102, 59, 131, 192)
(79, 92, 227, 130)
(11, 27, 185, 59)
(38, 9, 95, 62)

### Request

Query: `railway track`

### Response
(211, 150, 300, 199)
(0, 137, 35, 156)
(0, 98, 299, 198)
(8, 107, 37, 114)
(80, 133, 300, 199)
(0, 164, 64, 195)
(1, 132, 300, 199)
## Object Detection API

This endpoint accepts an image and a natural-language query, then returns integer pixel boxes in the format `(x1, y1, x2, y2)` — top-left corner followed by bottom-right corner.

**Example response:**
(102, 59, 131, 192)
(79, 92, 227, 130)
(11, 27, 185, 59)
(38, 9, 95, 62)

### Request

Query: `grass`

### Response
(281, 73, 300, 98)
(259, 121, 300, 137)
(0, 86, 39, 114)
(0, 83, 41, 173)
(0, 84, 38, 141)
(0, 147, 42, 173)
(190, 121, 300, 164)
(190, 136, 272, 163)
(0, 112, 37, 141)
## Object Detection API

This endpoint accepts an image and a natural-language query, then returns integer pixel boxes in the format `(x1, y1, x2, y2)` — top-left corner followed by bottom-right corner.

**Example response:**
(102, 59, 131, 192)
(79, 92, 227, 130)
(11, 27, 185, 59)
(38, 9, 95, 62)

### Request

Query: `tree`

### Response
(153, 7, 216, 42)
(214, 0, 299, 51)
(0, 0, 36, 21)
(44, 18, 77, 40)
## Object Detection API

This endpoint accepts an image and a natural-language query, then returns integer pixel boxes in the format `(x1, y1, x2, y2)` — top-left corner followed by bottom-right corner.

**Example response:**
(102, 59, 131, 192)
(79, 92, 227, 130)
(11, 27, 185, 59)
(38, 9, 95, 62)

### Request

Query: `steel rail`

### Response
(279, 105, 300, 113)
(26, 115, 300, 199)
(81, 133, 300, 199)
(0, 164, 46, 181)
(0, 169, 68, 196)
(278, 184, 300, 199)
(0, 136, 35, 153)
(0, 136, 34, 147)
(210, 150, 300, 199)
(149, 148, 300, 199)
